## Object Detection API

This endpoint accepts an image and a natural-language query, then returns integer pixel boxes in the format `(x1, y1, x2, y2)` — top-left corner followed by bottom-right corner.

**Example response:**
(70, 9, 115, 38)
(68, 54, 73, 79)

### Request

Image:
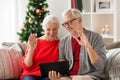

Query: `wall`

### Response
(117, 0, 120, 41)
(47, 0, 71, 38)
(17, 0, 120, 41)
(46, 0, 120, 41)
(0, 0, 119, 46)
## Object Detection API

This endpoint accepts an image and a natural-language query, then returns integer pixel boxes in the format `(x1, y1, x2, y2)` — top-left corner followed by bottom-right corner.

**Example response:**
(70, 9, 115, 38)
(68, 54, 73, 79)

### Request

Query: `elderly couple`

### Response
(21, 8, 106, 80)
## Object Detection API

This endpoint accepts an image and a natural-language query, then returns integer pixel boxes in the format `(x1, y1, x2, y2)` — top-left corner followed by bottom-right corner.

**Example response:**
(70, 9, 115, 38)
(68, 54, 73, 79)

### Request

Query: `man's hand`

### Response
(74, 30, 90, 48)
(49, 70, 61, 80)
(74, 30, 99, 64)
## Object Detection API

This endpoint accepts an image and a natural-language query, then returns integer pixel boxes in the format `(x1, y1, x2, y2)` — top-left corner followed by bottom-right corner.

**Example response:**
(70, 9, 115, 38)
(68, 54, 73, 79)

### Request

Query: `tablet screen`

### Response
(39, 61, 69, 77)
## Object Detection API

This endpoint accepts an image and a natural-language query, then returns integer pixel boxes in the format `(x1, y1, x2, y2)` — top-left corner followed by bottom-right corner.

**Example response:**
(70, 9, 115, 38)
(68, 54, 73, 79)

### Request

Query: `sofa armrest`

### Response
(105, 41, 120, 50)
(0, 45, 23, 79)
(105, 48, 120, 80)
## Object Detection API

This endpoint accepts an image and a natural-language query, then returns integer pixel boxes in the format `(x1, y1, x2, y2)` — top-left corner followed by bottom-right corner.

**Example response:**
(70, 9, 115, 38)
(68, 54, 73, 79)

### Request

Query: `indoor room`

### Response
(0, 0, 120, 80)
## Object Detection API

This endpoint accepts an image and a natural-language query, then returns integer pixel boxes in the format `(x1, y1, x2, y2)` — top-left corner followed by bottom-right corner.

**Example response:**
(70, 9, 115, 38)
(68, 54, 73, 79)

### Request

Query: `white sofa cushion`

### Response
(105, 48, 120, 80)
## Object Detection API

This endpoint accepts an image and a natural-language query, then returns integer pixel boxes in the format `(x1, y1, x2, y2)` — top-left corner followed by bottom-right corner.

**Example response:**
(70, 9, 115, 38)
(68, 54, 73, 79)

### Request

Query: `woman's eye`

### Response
(47, 29, 50, 31)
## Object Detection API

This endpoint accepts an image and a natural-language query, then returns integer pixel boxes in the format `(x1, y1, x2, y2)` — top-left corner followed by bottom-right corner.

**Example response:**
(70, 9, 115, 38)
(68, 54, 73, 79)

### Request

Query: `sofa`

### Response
(104, 41, 120, 80)
(0, 42, 26, 80)
(0, 41, 120, 80)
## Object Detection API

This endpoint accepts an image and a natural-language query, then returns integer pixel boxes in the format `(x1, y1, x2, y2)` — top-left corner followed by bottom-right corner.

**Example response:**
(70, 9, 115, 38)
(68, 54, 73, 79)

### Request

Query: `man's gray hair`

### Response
(61, 8, 82, 18)
(42, 15, 59, 30)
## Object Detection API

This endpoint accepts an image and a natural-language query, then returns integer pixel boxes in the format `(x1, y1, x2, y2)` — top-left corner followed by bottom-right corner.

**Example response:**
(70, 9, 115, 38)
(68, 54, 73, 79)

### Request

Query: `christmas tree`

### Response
(17, 0, 49, 42)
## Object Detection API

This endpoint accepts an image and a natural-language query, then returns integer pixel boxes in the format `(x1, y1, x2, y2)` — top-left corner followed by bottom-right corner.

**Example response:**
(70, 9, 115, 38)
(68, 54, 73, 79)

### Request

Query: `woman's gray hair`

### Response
(42, 15, 59, 30)
(61, 8, 82, 18)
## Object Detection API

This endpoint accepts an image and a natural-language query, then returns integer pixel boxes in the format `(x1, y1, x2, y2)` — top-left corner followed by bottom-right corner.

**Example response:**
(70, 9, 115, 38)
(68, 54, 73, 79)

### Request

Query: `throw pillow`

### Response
(105, 48, 120, 80)
(2, 42, 27, 55)
(0, 43, 23, 79)
(2, 42, 14, 47)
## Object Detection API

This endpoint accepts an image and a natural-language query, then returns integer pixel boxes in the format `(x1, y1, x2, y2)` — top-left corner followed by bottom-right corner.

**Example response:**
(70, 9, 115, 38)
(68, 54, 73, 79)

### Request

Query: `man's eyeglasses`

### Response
(62, 17, 79, 27)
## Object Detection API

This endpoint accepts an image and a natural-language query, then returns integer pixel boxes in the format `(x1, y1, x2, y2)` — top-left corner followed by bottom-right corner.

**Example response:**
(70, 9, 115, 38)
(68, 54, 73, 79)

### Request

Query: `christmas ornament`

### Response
(29, 18, 33, 23)
(23, 26, 26, 30)
(36, 9, 41, 14)
(35, 21, 38, 24)
(39, 3, 42, 5)
(42, 6, 46, 10)
(39, 13, 41, 15)
(29, 6, 33, 10)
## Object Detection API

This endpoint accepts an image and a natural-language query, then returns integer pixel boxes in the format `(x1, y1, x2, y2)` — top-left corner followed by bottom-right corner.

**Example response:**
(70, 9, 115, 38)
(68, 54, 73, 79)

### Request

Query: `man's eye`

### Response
(64, 23, 68, 25)
(70, 20, 73, 23)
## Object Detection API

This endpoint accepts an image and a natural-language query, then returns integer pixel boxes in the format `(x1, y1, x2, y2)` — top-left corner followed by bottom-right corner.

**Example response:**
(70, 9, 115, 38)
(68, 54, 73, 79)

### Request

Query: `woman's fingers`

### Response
(28, 33, 37, 48)
(29, 34, 36, 42)
(29, 33, 36, 40)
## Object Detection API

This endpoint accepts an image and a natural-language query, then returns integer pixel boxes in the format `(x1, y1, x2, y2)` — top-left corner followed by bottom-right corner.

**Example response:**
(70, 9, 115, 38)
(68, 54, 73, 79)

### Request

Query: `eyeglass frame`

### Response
(62, 17, 80, 27)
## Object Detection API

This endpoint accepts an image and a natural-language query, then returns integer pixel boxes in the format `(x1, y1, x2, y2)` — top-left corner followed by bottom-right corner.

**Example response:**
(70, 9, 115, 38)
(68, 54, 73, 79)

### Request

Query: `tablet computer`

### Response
(39, 61, 69, 77)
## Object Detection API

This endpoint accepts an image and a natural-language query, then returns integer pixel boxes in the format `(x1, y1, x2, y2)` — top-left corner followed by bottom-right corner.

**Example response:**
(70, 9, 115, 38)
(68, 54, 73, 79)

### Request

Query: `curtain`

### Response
(0, 0, 27, 46)
(0, 0, 17, 45)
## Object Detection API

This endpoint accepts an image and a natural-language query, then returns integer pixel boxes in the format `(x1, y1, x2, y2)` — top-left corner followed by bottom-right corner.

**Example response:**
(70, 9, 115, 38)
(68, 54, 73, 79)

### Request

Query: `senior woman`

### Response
(21, 15, 60, 80)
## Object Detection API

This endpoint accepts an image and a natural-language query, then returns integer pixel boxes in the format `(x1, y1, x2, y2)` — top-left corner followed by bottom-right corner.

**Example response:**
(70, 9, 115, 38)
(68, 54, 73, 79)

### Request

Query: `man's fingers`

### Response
(57, 72, 61, 78)
(74, 37, 82, 45)
(77, 30, 83, 37)
(49, 70, 61, 80)
(48, 71, 52, 79)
